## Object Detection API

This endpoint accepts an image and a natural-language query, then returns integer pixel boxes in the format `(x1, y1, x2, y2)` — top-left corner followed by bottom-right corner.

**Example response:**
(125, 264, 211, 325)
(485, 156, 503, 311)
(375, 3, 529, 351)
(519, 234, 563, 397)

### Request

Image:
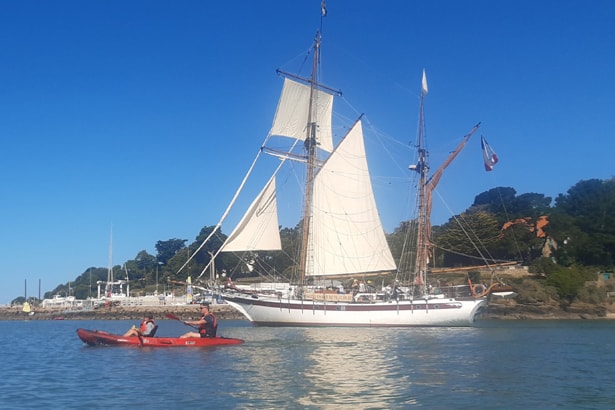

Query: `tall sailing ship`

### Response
(192, 15, 509, 327)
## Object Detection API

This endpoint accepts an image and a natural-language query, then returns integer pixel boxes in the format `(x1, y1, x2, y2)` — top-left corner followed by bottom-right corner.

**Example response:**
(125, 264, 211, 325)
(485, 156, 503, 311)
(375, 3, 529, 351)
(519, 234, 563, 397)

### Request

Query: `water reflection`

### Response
(296, 327, 412, 408)
(226, 325, 487, 409)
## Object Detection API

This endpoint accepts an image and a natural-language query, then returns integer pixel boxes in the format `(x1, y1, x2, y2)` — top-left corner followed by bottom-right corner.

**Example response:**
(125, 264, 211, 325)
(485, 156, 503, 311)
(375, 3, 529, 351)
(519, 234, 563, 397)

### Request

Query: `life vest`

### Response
(198, 313, 217, 337)
(140, 319, 155, 334)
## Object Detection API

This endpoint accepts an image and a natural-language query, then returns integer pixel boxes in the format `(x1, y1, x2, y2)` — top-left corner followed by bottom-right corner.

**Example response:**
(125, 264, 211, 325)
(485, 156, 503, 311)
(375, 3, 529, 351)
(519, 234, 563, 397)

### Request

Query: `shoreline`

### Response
(2, 302, 613, 321)
(0, 304, 245, 321)
(481, 300, 614, 321)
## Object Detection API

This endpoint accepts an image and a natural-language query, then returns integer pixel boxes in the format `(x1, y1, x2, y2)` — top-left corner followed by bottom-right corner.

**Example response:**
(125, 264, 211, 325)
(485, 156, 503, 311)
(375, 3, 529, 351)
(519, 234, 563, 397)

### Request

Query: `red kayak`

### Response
(76, 328, 244, 347)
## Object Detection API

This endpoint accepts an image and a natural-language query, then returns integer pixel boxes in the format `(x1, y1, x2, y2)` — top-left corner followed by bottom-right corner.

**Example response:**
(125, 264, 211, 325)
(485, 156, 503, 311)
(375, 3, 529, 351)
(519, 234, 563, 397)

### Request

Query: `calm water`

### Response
(0, 319, 613, 409)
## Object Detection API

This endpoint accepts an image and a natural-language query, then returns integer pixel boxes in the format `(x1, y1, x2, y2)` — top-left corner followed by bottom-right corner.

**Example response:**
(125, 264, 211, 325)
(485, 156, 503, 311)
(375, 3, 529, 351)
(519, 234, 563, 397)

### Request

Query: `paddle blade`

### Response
(165, 312, 198, 329)
(165, 313, 181, 321)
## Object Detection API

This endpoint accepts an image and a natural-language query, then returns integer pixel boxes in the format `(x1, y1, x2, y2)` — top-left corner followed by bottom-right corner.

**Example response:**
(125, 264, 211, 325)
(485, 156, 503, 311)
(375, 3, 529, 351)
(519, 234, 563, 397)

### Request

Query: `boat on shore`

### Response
(76, 328, 244, 347)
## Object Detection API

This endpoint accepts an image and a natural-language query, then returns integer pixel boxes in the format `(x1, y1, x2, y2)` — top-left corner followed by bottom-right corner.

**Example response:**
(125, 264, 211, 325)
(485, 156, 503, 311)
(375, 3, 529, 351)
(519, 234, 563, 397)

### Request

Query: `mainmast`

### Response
(413, 70, 430, 288)
(411, 70, 480, 290)
(298, 30, 322, 284)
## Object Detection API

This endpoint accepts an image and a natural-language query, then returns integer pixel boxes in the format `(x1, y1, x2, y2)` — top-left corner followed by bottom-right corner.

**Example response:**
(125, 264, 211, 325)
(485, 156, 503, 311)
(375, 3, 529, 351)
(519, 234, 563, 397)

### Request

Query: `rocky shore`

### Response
(481, 298, 614, 320)
(0, 304, 245, 321)
(3, 299, 614, 321)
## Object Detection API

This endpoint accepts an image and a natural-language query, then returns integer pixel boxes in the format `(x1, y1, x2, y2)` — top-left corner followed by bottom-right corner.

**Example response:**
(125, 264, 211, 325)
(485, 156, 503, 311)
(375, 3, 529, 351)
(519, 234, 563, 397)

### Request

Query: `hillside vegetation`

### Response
(17, 178, 615, 316)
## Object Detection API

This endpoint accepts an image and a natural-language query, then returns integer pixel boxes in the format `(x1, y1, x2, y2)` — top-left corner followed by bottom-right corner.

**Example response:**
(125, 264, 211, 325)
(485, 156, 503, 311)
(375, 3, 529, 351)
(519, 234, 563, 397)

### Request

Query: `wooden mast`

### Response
(413, 71, 480, 290)
(298, 30, 321, 285)
(414, 74, 429, 289)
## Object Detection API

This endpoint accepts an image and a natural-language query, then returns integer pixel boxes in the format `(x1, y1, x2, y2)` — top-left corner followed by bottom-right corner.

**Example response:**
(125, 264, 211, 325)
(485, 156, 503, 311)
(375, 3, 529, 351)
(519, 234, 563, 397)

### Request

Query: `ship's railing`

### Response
(303, 291, 353, 302)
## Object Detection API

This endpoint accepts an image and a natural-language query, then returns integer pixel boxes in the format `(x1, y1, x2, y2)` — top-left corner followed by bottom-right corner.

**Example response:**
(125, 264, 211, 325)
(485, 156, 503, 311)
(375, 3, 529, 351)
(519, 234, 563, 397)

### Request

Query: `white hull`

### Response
(223, 294, 486, 327)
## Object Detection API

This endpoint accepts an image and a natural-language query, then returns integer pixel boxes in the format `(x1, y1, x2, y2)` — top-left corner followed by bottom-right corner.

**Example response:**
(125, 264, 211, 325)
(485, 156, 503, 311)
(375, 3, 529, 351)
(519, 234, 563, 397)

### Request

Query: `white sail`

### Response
(221, 176, 282, 252)
(307, 120, 396, 277)
(270, 78, 335, 152)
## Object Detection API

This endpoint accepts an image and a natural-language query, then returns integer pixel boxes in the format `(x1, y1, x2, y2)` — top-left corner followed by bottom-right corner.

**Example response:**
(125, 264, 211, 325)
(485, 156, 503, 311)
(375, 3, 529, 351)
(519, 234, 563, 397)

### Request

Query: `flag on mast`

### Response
(321, 0, 327, 17)
(481, 135, 499, 171)
(421, 69, 428, 95)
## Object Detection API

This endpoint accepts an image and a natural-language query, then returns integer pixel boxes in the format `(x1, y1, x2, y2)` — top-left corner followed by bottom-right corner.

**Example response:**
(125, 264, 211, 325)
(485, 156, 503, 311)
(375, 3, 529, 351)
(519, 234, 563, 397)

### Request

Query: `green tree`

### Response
(473, 186, 517, 216)
(277, 225, 301, 279)
(155, 238, 187, 265)
(134, 250, 157, 271)
(472, 187, 552, 226)
(189, 226, 227, 270)
(387, 220, 418, 275)
(511, 192, 552, 216)
(532, 258, 596, 304)
(546, 266, 593, 303)
(553, 178, 615, 267)
(434, 210, 501, 266)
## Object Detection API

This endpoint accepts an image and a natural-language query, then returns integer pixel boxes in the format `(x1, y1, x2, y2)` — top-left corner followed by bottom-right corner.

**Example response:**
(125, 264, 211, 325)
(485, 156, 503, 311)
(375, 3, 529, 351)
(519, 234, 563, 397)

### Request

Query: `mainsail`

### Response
(308, 119, 396, 277)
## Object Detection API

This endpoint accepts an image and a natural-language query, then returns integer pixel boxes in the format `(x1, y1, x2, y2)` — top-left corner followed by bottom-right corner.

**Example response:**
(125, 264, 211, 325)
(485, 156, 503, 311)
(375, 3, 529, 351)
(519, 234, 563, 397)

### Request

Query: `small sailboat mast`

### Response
(106, 226, 113, 297)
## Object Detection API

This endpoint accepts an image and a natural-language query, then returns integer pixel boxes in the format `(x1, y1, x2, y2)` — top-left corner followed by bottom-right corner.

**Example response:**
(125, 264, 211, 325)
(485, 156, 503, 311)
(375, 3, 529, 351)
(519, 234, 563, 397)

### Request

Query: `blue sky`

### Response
(1, 0, 614, 304)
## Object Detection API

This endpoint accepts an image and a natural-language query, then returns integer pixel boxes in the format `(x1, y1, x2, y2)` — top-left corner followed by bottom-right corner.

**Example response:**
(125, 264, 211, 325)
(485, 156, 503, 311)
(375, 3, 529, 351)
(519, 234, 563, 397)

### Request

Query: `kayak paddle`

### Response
(165, 313, 199, 330)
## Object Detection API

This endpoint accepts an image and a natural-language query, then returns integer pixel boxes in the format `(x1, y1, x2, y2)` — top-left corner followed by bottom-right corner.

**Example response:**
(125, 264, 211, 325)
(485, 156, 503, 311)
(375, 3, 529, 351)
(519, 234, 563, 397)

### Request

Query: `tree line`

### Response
(25, 177, 614, 305)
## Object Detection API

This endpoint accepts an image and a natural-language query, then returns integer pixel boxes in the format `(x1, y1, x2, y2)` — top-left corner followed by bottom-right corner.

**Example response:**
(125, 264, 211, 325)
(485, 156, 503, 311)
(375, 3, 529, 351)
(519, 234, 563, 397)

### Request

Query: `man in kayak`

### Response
(124, 314, 157, 337)
(180, 302, 217, 338)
